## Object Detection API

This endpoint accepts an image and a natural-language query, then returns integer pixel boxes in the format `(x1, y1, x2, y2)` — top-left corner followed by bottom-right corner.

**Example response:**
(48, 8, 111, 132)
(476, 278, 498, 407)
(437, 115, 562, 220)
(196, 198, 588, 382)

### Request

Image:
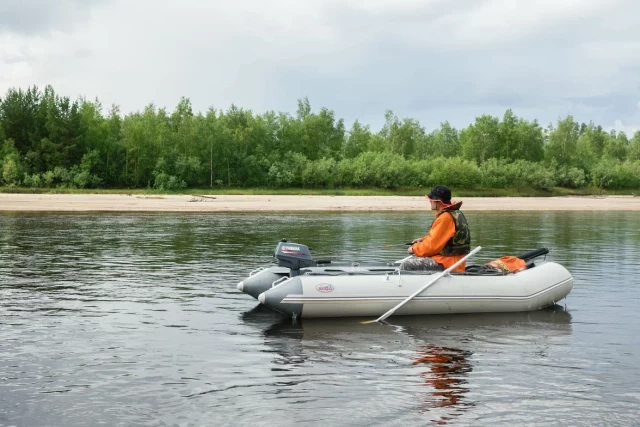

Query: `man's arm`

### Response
(409, 214, 456, 257)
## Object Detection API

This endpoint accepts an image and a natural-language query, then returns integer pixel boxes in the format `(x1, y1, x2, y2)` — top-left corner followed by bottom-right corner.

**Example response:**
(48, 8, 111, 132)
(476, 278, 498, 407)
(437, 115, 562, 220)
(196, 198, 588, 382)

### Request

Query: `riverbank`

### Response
(1, 193, 639, 212)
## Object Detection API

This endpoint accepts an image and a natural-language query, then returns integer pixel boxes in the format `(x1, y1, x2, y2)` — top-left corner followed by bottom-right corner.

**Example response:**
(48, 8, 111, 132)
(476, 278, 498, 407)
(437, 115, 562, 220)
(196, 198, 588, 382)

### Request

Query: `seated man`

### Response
(403, 185, 471, 273)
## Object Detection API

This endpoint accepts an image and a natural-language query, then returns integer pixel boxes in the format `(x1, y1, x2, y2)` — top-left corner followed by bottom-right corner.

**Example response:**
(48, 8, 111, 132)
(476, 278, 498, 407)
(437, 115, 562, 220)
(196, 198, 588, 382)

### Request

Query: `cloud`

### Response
(0, 0, 639, 133)
(0, 0, 108, 35)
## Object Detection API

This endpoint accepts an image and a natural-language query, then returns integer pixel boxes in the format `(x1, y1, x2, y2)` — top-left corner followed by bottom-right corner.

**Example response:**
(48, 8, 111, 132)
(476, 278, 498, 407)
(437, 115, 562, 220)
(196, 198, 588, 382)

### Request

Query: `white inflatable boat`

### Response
(237, 241, 573, 319)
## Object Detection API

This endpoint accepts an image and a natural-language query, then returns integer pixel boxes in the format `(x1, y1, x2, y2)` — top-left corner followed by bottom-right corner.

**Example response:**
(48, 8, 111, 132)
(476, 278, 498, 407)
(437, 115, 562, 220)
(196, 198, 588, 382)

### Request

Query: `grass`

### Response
(1, 186, 639, 197)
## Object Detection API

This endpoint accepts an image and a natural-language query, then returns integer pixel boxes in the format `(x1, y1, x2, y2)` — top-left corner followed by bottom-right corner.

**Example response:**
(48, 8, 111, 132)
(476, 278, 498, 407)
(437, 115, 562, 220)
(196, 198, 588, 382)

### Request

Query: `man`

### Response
(404, 185, 471, 273)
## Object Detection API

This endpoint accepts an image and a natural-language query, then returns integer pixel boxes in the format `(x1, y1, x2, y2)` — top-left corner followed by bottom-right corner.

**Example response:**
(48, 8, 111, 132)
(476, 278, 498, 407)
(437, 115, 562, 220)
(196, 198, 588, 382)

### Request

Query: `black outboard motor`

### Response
(274, 240, 314, 275)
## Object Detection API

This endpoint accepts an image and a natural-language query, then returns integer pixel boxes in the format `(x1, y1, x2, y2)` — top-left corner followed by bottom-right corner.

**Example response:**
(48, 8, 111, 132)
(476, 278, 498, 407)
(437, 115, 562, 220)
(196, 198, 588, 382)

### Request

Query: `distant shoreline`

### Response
(1, 194, 639, 212)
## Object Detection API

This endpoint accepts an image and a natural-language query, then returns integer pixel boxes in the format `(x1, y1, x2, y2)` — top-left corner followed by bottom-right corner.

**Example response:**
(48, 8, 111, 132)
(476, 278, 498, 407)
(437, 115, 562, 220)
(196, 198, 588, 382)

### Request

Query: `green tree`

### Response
(343, 120, 371, 159)
(603, 130, 628, 161)
(546, 115, 579, 167)
(379, 110, 425, 158)
(1, 139, 22, 186)
(461, 115, 500, 163)
(427, 121, 460, 159)
(628, 131, 640, 161)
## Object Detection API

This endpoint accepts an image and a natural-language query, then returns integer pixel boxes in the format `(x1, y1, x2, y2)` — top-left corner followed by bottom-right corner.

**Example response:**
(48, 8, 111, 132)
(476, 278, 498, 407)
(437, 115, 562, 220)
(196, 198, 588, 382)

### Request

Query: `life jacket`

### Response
(435, 202, 471, 256)
(486, 256, 527, 273)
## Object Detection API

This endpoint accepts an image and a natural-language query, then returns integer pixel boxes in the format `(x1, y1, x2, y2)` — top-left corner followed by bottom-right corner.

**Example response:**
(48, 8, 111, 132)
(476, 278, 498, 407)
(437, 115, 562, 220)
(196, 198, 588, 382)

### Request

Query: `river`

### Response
(1, 211, 639, 426)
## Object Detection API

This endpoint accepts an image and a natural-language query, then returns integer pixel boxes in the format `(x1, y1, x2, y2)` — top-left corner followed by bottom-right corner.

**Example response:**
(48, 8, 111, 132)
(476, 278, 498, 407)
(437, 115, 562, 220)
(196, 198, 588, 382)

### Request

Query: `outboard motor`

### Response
(274, 240, 313, 276)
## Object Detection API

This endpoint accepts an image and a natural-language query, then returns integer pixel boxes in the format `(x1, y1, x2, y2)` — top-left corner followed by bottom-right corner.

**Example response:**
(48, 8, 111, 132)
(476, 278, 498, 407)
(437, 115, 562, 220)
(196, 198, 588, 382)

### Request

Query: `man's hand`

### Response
(411, 238, 422, 244)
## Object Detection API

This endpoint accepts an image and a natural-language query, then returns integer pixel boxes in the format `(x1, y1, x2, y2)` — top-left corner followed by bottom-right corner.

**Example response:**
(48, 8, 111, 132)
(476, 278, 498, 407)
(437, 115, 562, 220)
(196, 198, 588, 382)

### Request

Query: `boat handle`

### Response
(271, 276, 288, 288)
(249, 266, 266, 277)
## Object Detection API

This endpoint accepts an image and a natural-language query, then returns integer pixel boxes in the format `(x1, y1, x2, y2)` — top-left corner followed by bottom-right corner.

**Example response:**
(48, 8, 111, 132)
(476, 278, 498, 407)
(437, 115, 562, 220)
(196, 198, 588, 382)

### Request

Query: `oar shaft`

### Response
(394, 255, 414, 264)
(375, 246, 482, 323)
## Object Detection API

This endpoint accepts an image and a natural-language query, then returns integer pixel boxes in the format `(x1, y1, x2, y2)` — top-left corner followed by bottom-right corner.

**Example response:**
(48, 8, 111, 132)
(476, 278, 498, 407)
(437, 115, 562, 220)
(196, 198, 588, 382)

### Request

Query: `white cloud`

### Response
(609, 119, 638, 136)
(0, 0, 639, 132)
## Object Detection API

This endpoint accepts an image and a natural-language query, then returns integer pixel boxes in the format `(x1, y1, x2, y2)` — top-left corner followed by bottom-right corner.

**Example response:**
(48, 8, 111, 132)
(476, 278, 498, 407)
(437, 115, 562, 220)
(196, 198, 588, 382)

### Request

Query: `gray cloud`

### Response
(0, 0, 107, 35)
(0, 0, 639, 134)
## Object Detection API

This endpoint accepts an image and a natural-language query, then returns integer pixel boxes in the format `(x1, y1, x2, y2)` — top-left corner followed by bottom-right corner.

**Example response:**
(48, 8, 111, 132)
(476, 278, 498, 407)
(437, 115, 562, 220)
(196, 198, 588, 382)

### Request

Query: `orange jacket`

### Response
(412, 209, 467, 272)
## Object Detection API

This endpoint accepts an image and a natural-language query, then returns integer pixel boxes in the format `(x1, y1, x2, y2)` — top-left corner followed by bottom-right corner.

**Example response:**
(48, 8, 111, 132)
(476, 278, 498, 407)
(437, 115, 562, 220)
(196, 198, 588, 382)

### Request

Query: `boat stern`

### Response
(258, 276, 304, 317)
(237, 266, 291, 300)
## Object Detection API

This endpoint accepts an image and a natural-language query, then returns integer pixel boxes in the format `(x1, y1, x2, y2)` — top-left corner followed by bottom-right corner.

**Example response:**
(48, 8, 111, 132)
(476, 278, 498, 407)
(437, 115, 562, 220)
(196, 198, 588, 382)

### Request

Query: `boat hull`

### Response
(241, 262, 573, 318)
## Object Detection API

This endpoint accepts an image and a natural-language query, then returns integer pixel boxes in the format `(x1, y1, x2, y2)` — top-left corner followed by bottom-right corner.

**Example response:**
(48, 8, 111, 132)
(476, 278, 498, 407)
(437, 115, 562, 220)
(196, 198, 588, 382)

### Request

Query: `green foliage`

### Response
(428, 122, 460, 159)
(553, 166, 587, 189)
(0, 85, 638, 192)
(2, 157, 20, 186)
(523, 164, 556, 191)
(430, 157, 481, 189)
(546, 115, 579, 167)
(404, 159, 439, 187)
(479, 159, 556, 191)
(153, 172, 187, 191)
(22, 173, 43, 188)
(301, 158, 337, 188)
(591, 160, 640, 189)
(43, 170, 55, 187)
(1, 138, 22, 186)
(461, 115, 501, 163)
(479, 158, 510, 188)
(267, 164, 295, 188)
(602, 131, 628, 161)
(343, 152, 407, 189)
(343, 120, 371, 159)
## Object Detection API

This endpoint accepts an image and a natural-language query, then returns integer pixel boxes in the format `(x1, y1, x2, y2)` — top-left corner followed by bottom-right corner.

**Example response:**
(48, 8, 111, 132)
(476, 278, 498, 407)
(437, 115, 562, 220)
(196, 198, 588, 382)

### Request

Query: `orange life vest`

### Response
(486, 256, 527, 273)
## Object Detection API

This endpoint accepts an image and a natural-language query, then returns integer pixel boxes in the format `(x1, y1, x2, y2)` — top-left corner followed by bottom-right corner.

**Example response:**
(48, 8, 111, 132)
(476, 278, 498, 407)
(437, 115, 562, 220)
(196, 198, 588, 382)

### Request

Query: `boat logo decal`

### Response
(281, 245, 301, 254)
(316, 283, 334, 293)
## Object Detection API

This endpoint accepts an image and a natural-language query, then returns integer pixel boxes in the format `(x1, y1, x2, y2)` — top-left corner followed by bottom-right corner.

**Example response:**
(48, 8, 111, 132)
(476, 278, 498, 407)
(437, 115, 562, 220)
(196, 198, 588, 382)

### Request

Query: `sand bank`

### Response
(1, 193, 639, 212)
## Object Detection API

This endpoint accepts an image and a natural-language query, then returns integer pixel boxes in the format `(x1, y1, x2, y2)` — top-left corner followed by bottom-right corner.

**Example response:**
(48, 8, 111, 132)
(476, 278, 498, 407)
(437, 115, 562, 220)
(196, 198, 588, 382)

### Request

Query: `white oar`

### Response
(362, 246, 482, 324)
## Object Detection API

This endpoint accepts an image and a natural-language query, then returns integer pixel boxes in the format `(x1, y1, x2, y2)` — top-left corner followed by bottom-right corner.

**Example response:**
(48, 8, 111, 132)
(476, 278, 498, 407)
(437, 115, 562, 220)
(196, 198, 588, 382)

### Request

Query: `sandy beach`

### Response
(1, 193, 640, 212)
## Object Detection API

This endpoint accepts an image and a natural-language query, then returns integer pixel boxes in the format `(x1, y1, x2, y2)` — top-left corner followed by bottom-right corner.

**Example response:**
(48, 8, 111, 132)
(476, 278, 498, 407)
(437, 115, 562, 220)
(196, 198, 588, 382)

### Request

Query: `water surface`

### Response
(1, 211, 639, 426)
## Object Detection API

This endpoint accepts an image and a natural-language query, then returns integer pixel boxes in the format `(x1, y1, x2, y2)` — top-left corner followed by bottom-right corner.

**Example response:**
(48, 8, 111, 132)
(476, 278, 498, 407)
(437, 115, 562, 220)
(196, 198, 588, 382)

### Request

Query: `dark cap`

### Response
(427, 185, 452, 204)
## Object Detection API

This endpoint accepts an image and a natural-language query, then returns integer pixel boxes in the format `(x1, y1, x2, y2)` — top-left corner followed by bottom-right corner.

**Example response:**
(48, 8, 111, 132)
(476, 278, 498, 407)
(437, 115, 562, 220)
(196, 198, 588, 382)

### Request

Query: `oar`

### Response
(394, 254, 414, 265)
(385, 242, 413, 248)
(361, 246, 482, 324)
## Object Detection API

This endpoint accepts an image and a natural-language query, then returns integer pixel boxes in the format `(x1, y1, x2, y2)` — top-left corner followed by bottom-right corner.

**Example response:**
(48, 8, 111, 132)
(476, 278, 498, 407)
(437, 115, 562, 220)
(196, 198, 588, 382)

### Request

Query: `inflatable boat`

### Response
(237, 241, 573, 319)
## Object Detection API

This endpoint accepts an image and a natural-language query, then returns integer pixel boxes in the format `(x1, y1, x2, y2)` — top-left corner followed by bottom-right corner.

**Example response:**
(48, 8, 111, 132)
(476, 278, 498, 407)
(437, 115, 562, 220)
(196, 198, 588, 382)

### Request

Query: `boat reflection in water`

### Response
(241, 305, 572, 423)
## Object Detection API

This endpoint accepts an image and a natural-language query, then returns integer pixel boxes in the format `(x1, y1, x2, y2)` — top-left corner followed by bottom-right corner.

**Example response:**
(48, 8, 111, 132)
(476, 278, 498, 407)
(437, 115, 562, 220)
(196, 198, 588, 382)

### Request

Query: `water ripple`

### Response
(1, 211, 639, 426)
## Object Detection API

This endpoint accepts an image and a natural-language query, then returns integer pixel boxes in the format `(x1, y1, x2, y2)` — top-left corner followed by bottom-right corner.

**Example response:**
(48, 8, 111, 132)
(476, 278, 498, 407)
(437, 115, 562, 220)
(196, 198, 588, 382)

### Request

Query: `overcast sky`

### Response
(1, 0, 639, 133)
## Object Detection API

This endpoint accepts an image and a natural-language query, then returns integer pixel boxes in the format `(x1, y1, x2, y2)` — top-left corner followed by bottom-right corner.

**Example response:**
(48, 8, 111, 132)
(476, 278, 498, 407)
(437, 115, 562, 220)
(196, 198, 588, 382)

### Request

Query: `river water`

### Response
(1, 211, 639, 426)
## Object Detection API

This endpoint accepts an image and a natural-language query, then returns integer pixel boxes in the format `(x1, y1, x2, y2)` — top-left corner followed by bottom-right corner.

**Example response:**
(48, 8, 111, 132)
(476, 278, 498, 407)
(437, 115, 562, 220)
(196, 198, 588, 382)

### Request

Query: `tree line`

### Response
(1, 85, 639, 191)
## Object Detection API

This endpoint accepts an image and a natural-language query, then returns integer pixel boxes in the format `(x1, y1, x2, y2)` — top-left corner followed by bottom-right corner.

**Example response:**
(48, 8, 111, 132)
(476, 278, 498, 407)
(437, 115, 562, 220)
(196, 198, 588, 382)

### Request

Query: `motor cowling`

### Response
(274, 241, 314, 271)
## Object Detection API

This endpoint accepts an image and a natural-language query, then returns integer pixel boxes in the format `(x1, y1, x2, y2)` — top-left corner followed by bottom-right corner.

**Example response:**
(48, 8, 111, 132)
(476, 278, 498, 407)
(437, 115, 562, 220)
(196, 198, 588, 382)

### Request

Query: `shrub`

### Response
(43, 170, 55, 187)
(592, 160, 640, 189)
(405, 159, 437, 187)
(301, 157, 337, 188)
(52, 166, 73, 187)
(526, 165, 556, 191)
(554, 167, 586, 188)
(430, 157, 481, 189)
(479, 158, 508, 188)
(73, 170, 102, 189)
(153, 172, 187, 191)
(30, 173, 43, 188)
(1, 157, 20, 186)
(267, 164, 294, 188)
